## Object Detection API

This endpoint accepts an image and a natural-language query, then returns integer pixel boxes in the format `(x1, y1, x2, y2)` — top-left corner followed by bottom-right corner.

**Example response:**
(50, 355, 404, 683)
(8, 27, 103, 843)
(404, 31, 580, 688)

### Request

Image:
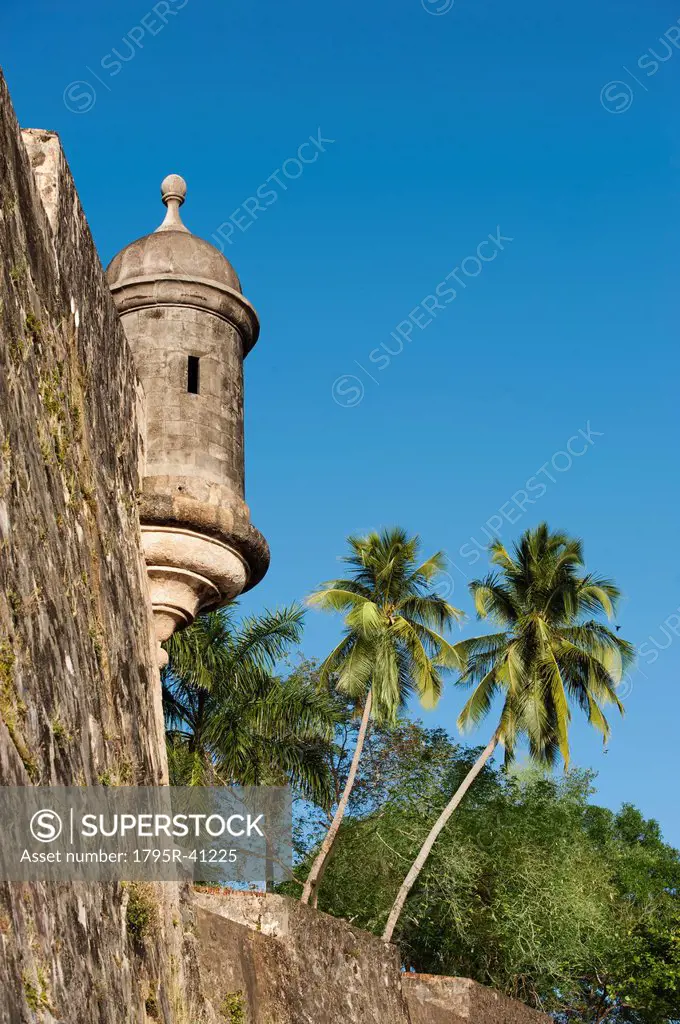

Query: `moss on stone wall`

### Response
(221, 991, 247, 1023)
(126, 883, 159, 943)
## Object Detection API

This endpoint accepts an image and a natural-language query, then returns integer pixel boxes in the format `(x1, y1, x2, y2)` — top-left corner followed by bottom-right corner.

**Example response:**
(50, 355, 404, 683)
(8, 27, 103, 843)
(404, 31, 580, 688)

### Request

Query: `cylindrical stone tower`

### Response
(106, 174, 269, 665)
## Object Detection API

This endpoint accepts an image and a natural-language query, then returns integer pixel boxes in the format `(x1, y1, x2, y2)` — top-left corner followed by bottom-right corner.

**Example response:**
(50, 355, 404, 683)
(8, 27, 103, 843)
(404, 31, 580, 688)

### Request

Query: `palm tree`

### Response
(163, 604, 340, 806)
(382, 523, 635, 942)
(300, 528, 464, 906)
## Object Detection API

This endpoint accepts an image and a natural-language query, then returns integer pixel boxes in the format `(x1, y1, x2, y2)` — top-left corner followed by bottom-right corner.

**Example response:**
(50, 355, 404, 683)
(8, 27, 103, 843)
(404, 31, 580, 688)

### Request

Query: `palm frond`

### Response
(470, 575, 518, 625)
(230, 604, 305, 673)
(396, 594, 464, 631)
(457, 667, 500, 732)
(406, 551, 448, 585)
(390, 617, 444, 709)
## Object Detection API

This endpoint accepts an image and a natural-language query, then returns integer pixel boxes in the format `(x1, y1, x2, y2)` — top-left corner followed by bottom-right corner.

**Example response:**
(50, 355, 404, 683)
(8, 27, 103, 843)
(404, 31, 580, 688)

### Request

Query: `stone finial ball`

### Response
(160, 173, 187, 206)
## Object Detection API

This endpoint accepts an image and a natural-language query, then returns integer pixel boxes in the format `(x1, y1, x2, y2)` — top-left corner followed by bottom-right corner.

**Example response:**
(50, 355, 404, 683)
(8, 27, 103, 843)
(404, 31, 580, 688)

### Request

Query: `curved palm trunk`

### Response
(300, 690, 373, 906)
(381, 733, 498, 943)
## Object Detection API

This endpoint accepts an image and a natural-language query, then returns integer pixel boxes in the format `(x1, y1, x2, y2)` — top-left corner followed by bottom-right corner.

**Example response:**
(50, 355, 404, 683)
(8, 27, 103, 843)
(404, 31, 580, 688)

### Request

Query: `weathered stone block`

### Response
(402, 974, 551, 1024)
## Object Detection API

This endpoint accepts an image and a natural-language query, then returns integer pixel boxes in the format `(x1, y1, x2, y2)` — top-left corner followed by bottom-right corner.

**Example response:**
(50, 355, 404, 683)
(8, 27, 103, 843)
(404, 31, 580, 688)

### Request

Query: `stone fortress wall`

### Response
(0, 65, 548, 1024)
(0, 66, 205, 1024)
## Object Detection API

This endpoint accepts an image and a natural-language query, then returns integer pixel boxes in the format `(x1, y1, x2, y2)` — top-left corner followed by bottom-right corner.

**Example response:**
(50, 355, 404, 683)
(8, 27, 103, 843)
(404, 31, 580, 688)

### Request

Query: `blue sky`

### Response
(3, 0, 680, 844)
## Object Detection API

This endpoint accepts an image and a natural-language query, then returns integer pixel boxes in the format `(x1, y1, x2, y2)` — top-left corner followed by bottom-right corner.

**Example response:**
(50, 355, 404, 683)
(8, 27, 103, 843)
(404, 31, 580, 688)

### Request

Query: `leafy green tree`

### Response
(300, 528, 463, 905)
(383, 524, 635, 941)
(558, 804, 680, 1023)
(163, 605, 341, 804)
(292, 722, 680, 1024)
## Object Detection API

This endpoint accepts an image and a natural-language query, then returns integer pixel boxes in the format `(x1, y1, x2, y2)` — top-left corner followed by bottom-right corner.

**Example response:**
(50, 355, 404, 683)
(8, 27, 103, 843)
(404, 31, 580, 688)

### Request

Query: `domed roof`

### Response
(106, 174, 242, 294)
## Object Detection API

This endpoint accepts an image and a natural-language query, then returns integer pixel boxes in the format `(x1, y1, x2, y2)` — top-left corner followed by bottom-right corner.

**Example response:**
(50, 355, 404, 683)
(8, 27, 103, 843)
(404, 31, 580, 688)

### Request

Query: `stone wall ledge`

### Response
(194, 892, 551, 1024)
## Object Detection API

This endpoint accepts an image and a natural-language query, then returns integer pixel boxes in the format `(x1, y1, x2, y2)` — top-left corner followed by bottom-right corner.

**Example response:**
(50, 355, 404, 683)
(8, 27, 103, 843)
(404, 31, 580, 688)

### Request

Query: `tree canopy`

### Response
(454, 524, 635, 766)
(287, 720, 680, 1024)
(163, 606, 341, 804)
(309, 527, 464, 719)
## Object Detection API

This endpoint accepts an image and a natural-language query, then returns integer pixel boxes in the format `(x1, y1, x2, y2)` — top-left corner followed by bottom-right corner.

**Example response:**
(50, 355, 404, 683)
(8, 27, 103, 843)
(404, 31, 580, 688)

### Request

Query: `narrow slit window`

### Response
(187, 356, 200, 394)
